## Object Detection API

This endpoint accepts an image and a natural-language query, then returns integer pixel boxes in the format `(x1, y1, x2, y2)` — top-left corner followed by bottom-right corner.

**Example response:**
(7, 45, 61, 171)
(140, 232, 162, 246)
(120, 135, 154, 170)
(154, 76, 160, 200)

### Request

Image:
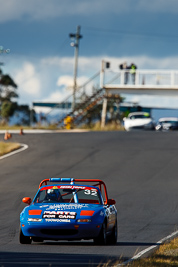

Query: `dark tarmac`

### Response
(0, 131, 178, 266)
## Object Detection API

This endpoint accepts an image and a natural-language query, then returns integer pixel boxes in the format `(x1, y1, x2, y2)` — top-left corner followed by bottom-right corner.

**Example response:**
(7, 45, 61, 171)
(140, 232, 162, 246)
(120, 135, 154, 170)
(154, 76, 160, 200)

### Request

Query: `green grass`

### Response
(0, 122, 125, 131)
(0, 141, 21, 156)
(0, 125, 59, 130)
(126, 240, 178, 266)
(102, 237, 178, 267)
(79, 121, 125, 131)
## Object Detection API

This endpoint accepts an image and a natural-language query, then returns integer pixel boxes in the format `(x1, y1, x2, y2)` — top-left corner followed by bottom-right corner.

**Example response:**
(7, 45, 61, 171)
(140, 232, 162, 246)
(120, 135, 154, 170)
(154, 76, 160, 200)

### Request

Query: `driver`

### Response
(46, 189, 63, 202)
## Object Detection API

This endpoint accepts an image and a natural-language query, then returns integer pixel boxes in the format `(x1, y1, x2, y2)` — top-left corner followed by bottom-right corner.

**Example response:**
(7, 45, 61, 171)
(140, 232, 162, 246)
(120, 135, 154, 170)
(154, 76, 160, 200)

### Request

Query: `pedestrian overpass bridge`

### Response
(102, 69, 178, 96)
(33, 68, 178, 110)
(32, 67, 178, 127)
(100, 67, 178, 127)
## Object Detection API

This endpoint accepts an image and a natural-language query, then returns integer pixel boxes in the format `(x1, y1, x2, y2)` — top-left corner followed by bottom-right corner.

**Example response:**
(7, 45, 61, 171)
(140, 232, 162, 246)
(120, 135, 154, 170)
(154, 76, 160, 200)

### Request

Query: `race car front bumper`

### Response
(20, 221, 102, 240)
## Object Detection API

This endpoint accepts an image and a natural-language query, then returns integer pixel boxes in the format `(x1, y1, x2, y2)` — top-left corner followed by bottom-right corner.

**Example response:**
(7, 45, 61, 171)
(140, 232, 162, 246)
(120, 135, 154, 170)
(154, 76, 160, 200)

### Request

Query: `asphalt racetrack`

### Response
(1, 130, 178, 266)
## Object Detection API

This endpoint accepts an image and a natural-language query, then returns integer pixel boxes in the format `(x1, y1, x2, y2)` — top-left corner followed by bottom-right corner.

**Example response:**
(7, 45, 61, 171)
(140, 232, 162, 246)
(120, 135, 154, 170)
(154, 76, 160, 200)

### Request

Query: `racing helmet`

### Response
(47, 189, 60, 201)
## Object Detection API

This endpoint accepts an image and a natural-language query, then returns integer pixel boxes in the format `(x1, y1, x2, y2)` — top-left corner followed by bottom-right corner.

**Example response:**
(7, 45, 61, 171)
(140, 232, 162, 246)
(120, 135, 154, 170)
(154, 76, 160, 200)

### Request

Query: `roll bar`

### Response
(39, 178, 109, 203)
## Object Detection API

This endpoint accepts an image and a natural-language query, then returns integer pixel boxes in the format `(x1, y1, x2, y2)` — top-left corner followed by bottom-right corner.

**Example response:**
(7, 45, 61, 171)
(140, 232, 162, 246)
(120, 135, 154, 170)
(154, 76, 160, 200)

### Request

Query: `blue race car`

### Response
(20, 178, 117, 245)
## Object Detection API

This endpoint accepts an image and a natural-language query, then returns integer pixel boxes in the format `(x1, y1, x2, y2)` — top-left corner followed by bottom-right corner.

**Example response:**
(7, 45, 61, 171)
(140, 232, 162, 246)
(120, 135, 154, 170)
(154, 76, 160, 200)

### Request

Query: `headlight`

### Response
(155, 125, 161, 130)
(77, 219, 91, 223)
(28, 218, 42, 222)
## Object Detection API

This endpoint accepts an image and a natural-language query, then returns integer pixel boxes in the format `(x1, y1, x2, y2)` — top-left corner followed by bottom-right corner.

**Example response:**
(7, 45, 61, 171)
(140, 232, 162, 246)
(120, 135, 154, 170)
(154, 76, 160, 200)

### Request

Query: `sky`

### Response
(1, 0, 178, 114)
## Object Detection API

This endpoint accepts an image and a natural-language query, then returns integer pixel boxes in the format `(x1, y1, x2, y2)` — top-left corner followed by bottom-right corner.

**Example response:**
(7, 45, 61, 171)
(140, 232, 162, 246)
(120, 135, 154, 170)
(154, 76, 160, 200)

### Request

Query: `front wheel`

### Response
(107, 221, 117, 245)
(94, 222, 107, 245)
(19, 226, 32, 244)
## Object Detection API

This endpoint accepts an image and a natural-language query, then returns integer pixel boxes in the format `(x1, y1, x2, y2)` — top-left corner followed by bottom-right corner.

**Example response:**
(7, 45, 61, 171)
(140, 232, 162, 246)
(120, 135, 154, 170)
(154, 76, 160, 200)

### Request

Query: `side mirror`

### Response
(107, 199, 116, 205)
(22, 197, 32, 205)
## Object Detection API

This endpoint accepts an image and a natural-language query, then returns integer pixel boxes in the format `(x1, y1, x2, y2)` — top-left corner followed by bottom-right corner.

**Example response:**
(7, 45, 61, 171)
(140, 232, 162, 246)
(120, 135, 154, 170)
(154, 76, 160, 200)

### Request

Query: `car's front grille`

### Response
(40, 229, 78, 236)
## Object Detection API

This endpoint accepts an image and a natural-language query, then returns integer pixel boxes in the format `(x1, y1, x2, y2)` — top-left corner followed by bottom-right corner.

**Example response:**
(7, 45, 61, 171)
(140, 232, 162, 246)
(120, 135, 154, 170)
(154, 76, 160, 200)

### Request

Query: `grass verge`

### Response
(126, 239, 178, 266)
(0, 122, 125, 131)
(105, 237, 178, 267)
(79, 121, 125, 131)
(0, 141, 21, 156)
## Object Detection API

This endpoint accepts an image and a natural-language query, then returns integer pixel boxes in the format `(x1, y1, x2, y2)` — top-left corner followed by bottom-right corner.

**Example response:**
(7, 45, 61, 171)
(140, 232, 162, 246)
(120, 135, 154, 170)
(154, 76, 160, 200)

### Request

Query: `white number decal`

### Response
(84, 189, 97, 196)
(84, 189, 90, 195)
(91, 190, 97, 196)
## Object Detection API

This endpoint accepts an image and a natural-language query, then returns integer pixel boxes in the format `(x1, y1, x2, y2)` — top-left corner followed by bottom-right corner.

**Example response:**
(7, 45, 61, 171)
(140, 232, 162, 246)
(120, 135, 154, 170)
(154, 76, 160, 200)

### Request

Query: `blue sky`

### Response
(1, 0, 178, 112)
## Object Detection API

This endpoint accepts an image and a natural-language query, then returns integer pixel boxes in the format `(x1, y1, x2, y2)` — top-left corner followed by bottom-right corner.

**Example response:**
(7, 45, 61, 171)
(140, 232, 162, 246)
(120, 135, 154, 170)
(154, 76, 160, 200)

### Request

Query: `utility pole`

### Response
(69, 25, 82, 111)
(100, 60, 110, 129)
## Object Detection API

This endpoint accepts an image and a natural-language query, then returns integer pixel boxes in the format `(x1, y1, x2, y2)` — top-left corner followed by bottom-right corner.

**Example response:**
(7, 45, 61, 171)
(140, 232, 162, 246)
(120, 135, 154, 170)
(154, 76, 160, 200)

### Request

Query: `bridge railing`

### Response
(41, 71, 101, 122)
(103, 69, 178, 87)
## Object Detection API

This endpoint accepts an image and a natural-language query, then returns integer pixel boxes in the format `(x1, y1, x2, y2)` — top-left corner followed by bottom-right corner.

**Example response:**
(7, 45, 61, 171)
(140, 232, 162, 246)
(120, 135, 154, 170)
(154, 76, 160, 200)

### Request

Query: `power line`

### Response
(84, 26, 178, 41)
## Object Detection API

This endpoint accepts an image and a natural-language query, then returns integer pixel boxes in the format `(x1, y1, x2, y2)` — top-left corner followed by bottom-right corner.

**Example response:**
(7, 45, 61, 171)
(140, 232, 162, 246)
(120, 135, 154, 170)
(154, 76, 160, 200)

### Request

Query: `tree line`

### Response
(0, 68, 36, 126)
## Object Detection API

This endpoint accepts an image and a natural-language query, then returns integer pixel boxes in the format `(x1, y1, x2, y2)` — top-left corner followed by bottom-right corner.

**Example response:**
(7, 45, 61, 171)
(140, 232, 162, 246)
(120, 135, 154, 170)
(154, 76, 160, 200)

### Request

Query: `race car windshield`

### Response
(34, 187, 102, 204)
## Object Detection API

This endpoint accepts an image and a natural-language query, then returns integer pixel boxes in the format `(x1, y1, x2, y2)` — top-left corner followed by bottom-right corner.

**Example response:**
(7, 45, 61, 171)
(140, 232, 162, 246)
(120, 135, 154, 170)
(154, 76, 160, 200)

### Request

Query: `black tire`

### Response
(19, 226, 32, 244)
(94, 221, 107, 245)
(107, 221, 117, 245)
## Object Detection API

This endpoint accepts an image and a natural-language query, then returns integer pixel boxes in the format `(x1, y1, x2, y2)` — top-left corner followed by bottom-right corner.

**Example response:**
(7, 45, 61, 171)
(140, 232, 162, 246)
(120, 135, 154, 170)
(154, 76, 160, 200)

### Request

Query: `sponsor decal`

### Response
(45, 219, 71, 222)
(60, 185, 86, 189)
(45, 204, 88, 210)
(40, 205, 49, 208)
(43, 211, 76, 219)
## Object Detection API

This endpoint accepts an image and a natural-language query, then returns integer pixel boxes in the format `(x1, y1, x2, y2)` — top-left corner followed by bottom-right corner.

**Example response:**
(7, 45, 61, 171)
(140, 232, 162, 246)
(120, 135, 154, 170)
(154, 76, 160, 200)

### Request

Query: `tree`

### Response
(0, 73, 18, 101)
(0, 68, 18, 123)
(1, 101, 17, 123)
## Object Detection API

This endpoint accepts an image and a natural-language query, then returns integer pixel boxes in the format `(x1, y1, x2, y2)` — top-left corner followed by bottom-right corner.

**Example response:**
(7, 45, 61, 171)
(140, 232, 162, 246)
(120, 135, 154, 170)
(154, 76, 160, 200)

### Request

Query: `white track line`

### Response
(0, 143, 28, 160)
(0, 129, 89, 134)
(118, 229, 178, 266)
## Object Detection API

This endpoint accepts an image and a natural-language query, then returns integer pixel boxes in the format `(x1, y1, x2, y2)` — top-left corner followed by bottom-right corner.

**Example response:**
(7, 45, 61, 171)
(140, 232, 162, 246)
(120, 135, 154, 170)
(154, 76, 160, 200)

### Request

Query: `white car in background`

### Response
(155, 117, 178, 131)
(123, 112, 155, 131)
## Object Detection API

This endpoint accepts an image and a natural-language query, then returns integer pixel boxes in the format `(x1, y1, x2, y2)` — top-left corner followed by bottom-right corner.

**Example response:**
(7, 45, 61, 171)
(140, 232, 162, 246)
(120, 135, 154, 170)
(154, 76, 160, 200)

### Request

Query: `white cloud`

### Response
(57, 75, 90, 89)
(0, 0, 113, 22)
(43, 90, 68, 102)
(137, 0, 178, 13)
(14, 62, 41, 99)
(0, 0, 178, 23)
(41, 57, 73, 69)
(40, 55, 178, 73)
(6, 54, 178, 109)
(102, 55, 178, 70)
(57, 75, 73, 88)
(34, 88, 71, 114)
(41, 56, 101, 74)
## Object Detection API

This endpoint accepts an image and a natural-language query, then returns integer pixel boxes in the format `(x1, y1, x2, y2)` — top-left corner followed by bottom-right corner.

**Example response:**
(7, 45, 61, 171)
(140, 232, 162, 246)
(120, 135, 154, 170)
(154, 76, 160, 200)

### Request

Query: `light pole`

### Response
(69, 25, 82, 111)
